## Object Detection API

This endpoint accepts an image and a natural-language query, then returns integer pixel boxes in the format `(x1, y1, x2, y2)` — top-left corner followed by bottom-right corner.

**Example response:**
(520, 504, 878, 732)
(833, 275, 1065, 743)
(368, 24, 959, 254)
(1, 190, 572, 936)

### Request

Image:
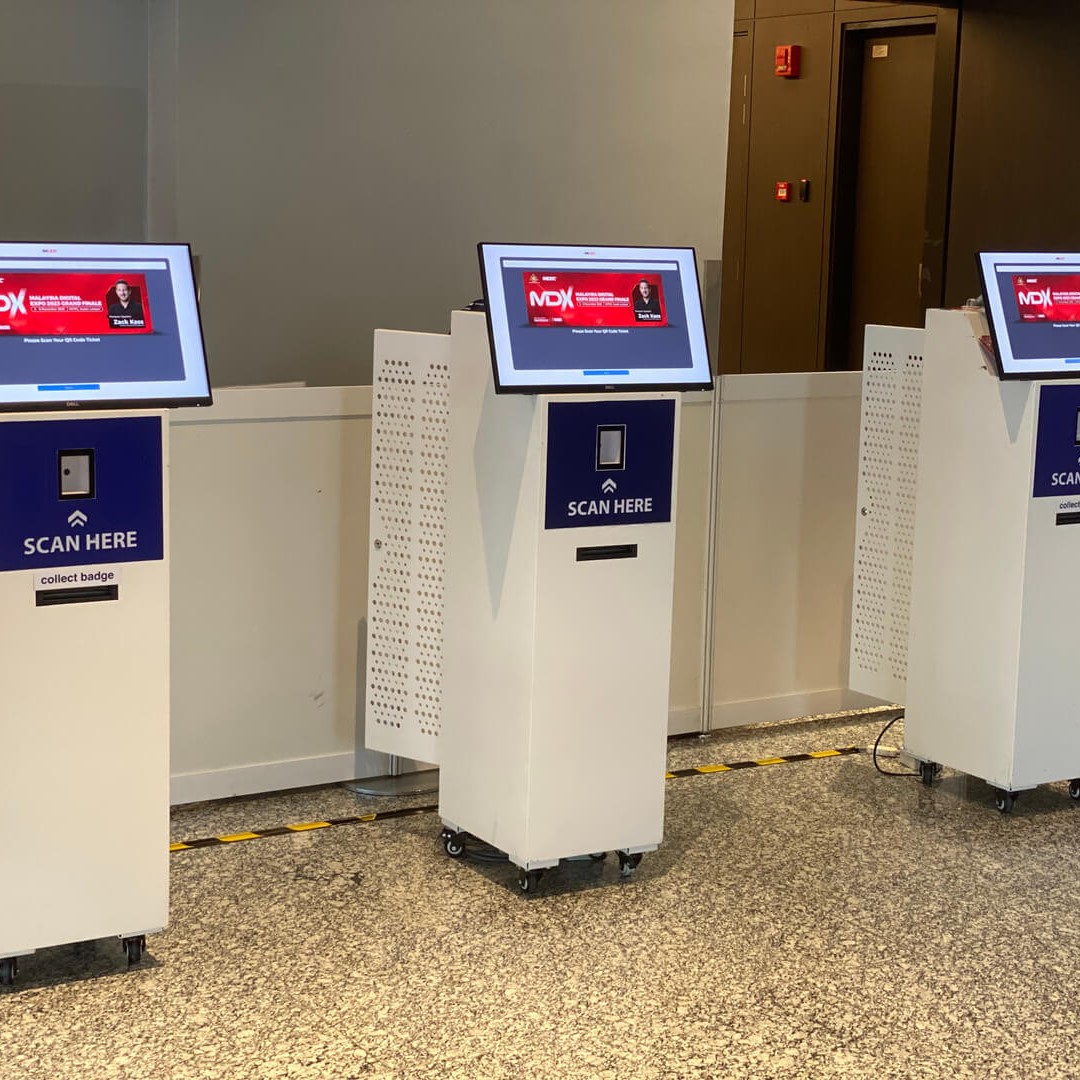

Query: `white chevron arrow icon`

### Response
(601, 478, 617, 494)
(67, 510, 88, 527)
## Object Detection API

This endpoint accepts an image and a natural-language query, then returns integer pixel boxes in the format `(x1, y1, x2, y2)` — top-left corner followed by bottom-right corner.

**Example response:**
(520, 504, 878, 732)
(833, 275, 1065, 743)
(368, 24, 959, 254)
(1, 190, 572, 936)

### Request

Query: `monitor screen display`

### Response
(478, 243, 712, 393)
(978, 251, 1080, 380)
(0, 241, 211, 411)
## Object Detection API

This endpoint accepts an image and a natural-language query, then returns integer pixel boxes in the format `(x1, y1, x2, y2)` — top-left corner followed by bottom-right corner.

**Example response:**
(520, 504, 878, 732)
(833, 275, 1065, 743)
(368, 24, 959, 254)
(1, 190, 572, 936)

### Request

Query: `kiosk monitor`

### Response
(478, 242, 712, 393)
(0, 241, 211, 411)
(978, 251, 1080, 380)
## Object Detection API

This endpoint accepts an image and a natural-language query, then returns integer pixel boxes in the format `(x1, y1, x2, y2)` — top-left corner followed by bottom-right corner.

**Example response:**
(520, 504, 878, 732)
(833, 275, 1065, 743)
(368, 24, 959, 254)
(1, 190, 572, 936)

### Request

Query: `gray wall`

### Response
(153, 0, 733, 386)
(0, 1, 147, 241)
(0, 1, 733, 387)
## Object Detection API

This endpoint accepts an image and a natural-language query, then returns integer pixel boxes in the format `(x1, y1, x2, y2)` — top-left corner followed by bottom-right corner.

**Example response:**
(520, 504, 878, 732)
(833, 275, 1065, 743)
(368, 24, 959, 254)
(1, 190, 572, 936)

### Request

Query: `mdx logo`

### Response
(1018, 289, 1052, 307)
(0, 289, 27, 316)
(529, 287, 574, 311)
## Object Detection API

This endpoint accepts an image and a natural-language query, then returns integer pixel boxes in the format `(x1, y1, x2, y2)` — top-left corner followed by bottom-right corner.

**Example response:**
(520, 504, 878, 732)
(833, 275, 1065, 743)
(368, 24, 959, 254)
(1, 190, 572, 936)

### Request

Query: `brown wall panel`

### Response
(755, 0, 832, 15)
(719, 26, 754, 373)
(835, 0, 940, 10)
(721, 0, 952, 374)
(835, 3, 940, 17)
(946, 0, 1080, 306)
(740, 12, 834, 372)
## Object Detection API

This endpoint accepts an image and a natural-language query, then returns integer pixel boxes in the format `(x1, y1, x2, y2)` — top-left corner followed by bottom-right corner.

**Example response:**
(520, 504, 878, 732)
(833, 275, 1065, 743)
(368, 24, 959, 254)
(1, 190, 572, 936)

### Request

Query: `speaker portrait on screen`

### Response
(632, 279, 663, 322)
(106, 279, 145, 329)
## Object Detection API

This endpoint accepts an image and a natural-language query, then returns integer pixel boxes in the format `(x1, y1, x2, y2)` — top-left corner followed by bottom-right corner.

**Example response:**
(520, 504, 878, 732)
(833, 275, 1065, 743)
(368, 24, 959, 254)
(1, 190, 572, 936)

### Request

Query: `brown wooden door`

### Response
(833, 27, 937, 369)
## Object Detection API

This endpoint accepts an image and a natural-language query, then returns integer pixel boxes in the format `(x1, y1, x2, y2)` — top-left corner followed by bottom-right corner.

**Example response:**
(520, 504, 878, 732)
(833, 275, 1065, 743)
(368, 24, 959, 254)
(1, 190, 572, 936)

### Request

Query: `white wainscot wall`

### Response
(170, 376, 878, 804)
(170, 388, 374, 805)
(699, 373, 885, 732)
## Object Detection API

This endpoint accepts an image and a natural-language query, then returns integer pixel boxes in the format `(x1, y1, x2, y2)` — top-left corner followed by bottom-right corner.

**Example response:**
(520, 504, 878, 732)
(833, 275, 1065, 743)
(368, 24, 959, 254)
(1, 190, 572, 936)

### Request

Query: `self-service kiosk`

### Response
(902, 252, 1080, 811)
(438, 243, 711, 890)
(0, 241, 210, 984)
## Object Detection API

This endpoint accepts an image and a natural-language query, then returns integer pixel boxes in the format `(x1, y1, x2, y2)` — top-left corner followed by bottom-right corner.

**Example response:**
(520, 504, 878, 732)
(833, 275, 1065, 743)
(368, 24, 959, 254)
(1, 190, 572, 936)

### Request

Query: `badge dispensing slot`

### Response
(576, 544, 639, 562)
(36, 584, 119, 607)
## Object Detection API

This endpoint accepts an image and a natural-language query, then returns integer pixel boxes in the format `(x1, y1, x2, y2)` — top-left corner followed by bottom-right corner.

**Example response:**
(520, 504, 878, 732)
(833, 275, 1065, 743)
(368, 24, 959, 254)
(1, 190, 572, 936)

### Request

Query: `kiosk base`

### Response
(438, 823, 656, 894)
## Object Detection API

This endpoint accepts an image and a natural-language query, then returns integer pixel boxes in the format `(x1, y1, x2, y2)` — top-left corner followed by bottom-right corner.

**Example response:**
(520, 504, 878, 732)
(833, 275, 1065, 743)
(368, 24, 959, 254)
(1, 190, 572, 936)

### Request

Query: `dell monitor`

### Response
(978, 251, 1080, 380)
(478, 243, 712, 393)
(0, 241, 211, 411)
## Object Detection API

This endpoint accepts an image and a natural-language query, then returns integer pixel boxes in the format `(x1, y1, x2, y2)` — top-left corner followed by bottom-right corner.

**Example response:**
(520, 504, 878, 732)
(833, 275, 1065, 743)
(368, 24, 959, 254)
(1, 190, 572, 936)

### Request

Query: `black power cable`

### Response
(872, 712, 920, 778)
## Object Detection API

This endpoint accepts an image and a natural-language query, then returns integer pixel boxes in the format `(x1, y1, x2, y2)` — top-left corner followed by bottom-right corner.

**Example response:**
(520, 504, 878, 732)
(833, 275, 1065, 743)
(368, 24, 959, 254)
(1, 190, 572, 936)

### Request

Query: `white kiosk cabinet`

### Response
(0, 413, 169, 982)
(0, 239, 208, 984)
(905, 308, 1080, 809)
(439, 311, 681, 888)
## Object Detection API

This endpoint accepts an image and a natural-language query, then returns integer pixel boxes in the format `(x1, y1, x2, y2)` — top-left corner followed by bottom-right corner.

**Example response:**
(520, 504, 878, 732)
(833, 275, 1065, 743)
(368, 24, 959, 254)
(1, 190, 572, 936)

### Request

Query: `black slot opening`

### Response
(1056, 512, 1080, 526)
(36, 585, 119, 607)
(576, 544, 638, 562)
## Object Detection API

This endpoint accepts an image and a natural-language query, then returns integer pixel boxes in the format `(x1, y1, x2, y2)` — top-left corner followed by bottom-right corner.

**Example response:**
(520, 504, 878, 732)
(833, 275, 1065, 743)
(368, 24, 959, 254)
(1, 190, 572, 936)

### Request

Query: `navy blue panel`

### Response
(0, 416, 163, 571)
(545, 399, 675, 529)
(1033, 385, 1080, 498)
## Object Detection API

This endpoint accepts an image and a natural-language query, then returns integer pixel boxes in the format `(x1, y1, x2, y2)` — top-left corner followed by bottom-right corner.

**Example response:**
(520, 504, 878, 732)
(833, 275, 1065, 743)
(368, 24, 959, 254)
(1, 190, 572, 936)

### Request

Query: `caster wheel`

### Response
(617, 852, 643, 877)
(0, 958, 16, 987)
(919, 761, 939, 787)
(518, 870, 541, 893)
(1069, 780, 1080, 801)
(441, 829, 465, 859)
(994, 790, 1017, 814)
(123, 936, 146, 966)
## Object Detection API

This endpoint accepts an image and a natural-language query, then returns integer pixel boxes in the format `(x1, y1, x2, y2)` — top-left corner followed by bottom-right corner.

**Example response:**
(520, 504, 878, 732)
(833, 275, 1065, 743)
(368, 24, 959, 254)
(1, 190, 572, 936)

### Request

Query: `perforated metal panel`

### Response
(849, 325, 925, 705)
(365, 331, 450, 763)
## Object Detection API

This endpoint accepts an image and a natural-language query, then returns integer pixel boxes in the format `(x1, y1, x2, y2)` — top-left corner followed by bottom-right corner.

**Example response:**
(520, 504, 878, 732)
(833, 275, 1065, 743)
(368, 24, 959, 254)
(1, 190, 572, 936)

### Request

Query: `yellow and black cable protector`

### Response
(170, 746, 861, 853)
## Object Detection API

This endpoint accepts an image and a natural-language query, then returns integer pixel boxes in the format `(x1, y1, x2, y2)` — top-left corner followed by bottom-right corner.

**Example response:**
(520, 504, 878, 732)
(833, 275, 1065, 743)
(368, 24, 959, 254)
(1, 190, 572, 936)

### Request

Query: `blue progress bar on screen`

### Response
(1065, 359, 1080, 365)
(583, 370, 630, 377)
(38, 384, 100, 391)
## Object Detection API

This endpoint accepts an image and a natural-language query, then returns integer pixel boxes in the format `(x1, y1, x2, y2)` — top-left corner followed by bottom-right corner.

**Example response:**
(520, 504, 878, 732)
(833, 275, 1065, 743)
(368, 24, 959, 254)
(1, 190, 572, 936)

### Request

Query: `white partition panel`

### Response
(365, 331, 450, 764)
(848, 326, 925, 705)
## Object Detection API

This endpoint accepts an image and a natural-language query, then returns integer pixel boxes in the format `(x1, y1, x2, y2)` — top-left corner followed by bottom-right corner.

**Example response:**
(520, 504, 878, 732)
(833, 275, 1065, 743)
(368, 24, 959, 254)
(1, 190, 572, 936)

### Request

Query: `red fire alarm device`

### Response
(775, 45, 801, 78)
(775, 181, 792, 202)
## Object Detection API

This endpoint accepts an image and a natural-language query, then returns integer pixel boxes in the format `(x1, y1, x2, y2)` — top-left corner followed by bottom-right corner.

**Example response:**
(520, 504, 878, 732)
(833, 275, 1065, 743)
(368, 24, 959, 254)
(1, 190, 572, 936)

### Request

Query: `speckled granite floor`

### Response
(5, 712, 1080, 1079)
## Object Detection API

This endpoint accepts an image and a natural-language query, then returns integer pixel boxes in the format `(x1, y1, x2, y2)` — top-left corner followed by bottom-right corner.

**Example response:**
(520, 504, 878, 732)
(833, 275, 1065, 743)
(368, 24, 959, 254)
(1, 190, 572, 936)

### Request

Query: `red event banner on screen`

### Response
(522, 271, 666, 328)
(1013, 274, 1080, 323)
(0, 272, 153, 336)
